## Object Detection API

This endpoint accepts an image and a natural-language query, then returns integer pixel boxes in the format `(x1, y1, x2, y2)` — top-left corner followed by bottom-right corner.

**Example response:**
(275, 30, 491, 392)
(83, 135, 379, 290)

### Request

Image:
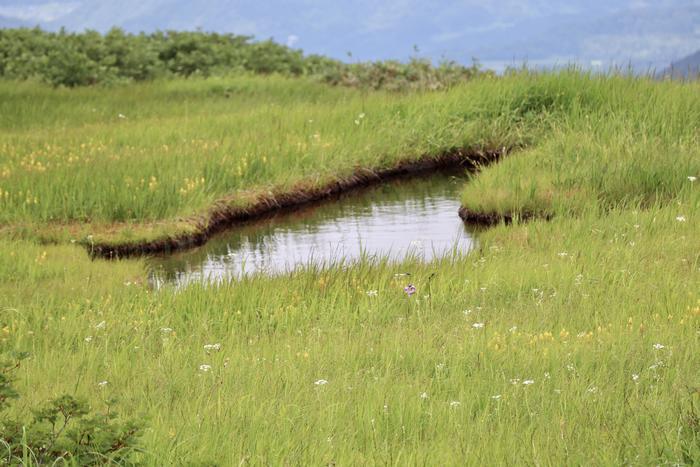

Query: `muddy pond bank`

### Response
(90, 148, 505, 259)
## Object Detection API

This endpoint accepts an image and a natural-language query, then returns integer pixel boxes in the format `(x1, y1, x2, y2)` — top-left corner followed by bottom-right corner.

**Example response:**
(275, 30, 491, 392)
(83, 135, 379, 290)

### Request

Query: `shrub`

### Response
(0, 27, 488, 90)
(0, 352, 143, 465)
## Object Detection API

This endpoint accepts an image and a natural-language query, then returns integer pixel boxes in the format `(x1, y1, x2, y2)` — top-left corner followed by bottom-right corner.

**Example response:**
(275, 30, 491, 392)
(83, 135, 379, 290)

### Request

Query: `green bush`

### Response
(0, 27, 487, 90)
(0, 352, 143, 465)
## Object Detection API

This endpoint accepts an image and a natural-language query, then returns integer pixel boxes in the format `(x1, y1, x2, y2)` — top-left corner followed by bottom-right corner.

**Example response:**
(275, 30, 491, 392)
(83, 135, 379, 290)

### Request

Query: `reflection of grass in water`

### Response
(0, 71, 698, 464)
(148, 172, 470, 282)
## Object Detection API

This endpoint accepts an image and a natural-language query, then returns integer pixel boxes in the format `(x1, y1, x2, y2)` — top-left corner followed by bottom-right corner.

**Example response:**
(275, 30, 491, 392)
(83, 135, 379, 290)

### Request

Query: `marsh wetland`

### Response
(0, 72, 698, 465)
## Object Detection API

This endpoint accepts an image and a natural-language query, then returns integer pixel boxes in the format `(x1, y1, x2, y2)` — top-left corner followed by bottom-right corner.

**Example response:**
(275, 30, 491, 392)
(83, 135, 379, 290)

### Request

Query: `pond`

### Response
(148, 170, 477, 287)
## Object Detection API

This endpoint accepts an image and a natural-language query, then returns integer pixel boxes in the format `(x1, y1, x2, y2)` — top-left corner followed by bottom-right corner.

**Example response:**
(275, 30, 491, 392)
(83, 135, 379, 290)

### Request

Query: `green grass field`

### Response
(0, 72, 698, 465)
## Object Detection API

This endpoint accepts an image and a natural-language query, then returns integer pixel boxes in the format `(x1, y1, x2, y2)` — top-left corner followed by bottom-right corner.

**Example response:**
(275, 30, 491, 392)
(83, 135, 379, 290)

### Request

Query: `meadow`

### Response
(0, 71, 698, 465)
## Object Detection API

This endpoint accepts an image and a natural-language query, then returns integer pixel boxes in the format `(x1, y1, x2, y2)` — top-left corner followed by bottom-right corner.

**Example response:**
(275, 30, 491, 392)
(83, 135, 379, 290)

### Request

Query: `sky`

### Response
(0, 0, 698, 71)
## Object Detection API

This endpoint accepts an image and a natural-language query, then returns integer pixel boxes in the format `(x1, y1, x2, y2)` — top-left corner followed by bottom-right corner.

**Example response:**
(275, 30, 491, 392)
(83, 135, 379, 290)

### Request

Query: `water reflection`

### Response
(148, 171, 476, 286)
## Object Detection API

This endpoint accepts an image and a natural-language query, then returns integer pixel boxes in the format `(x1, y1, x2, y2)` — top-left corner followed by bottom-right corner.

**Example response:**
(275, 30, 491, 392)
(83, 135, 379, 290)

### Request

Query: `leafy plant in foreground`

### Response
(0, 352, 143, 465)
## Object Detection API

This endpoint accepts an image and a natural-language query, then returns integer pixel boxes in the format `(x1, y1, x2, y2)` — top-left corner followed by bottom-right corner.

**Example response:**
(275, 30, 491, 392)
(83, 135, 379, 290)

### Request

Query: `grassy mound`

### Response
(460, 72, 699, 219)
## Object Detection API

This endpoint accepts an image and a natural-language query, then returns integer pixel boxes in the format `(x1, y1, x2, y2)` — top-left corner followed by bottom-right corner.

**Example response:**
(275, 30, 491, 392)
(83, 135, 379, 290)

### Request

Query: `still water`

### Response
(148, 171, 476, 286)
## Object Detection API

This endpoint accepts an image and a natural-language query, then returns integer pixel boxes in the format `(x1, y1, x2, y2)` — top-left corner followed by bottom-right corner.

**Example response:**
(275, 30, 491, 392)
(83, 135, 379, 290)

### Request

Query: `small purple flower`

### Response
(404, 284, 416, 296)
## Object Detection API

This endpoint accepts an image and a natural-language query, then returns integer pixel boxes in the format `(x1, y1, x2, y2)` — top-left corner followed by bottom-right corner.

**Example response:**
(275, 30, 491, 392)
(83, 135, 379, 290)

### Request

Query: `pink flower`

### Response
(404, 284, 416, 296)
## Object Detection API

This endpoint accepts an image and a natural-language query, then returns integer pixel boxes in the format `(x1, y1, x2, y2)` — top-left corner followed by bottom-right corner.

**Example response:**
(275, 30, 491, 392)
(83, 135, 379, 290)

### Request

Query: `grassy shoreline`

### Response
(1, 74, 522, 243)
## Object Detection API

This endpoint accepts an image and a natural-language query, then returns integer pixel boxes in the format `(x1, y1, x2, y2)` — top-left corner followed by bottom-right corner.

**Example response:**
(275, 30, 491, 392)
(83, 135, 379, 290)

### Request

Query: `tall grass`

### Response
(0, 71, 698, 464)
(0, 73, 517, 234)
(460, 72, 700, 218)
(1, 72, 697, 241)
(1, 207, 697, 464)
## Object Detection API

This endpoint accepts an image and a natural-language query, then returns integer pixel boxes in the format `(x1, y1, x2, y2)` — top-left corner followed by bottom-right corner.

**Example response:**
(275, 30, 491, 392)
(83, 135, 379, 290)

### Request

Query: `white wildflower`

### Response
(366, 290, 378, 297)
(420, 392, 429, 399)
(118, 113, 126, 119)
(97, 380, 108, 388)
(94, 321, 106, 330)
(676, 215, 686, 222)
(160, 327, 173, 333)
(632, 373, 640, 382)
(688, 176, 697, 182)
(491, 394, 502, 400)
(472, 322, 485, 329)
(84, 336, 93, 343)
(649, 361, 664, 370)
(523, 379, 535, 386)
(510, 378, 520, 385)
(199, 364, 212, 372)
(314, 379, 329, 386)
(204, 343, 222, 353)
(449, 400, 461, 407)
(653, 343, 665, 350)
(544, 372, 551, 380)
(587, 386, 598, 394)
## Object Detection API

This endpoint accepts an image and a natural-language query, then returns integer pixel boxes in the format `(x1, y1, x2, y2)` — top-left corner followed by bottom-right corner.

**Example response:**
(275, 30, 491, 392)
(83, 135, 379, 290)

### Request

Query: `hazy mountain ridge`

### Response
(659, 50, 700, 79)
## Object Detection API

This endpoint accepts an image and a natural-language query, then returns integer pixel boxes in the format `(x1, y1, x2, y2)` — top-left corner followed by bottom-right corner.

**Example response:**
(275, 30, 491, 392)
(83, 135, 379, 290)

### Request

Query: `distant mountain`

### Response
(658, 50, 700, 79)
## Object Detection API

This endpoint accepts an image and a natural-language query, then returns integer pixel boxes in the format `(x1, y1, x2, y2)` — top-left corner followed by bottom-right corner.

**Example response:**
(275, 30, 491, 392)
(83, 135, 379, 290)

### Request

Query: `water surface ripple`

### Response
(148, 172, 476, 286)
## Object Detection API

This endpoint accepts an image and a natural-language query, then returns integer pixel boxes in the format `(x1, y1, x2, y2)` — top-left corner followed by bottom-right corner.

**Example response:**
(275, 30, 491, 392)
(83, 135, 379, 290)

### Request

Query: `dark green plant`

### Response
(0, 352, 143, 465)
(0, 27, 488, 90)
